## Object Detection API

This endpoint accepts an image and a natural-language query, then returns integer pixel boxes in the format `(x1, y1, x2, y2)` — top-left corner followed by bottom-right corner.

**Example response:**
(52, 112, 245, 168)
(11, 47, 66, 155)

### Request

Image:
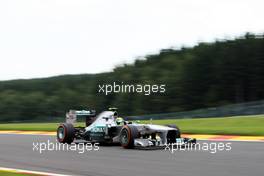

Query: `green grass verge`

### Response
(0, 114, 263, 136)
(140, 115, 264, 136)
(0, 171, 33, 176)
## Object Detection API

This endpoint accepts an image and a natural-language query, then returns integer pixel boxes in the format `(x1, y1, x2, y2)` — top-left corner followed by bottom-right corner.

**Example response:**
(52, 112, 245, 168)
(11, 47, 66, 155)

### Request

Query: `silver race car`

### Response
(57, 108, 196, 149)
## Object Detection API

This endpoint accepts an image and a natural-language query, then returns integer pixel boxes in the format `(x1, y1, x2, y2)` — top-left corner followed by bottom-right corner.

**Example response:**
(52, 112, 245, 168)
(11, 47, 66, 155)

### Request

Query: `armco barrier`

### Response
(124, 100, 264, 120)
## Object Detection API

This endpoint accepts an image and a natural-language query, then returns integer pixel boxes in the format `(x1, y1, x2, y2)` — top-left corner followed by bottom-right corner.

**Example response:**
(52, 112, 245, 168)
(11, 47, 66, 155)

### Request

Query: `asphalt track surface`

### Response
(0, 134, 263, 176)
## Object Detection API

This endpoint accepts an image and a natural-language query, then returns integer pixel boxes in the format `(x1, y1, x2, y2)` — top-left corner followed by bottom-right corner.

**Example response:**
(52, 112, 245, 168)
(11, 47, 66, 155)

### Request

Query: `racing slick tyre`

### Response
(57, 123, 75, 144)
(120, 125, 139, 149)
(166, 124, 181, 138)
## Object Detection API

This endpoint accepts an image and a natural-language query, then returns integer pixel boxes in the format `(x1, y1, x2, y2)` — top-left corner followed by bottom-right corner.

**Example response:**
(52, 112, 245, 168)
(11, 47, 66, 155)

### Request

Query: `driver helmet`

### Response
(116, 117, 124, 125)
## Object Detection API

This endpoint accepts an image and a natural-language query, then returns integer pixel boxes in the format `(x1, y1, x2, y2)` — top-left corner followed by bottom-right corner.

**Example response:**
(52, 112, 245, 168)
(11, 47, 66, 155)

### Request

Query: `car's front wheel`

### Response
(57, 123, 75, 144)
(119, 125, 139, 149)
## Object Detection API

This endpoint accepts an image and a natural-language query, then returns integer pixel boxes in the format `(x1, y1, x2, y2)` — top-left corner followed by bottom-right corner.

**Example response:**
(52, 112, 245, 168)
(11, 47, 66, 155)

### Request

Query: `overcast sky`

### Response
(0, 0, 263, 80)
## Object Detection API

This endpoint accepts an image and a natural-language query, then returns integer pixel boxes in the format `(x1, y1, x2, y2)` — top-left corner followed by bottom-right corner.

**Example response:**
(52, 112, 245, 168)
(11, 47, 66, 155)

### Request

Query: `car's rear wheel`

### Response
(166, 124, 181, 138)
(120, 125, 139, 149)
(57, 123, 75, 144)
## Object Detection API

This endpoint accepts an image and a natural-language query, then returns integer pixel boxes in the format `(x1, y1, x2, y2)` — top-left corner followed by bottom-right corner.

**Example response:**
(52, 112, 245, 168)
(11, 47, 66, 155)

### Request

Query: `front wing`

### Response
(134, 137, 196, 149)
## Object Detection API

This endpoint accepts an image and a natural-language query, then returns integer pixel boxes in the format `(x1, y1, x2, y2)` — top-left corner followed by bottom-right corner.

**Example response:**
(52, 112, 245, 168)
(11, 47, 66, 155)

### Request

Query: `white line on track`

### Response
(0, 166, 73, 176)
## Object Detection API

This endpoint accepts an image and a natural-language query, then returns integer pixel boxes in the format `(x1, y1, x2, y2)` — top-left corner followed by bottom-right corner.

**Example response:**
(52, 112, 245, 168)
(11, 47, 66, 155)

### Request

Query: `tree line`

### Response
(0, 33, 264, 122)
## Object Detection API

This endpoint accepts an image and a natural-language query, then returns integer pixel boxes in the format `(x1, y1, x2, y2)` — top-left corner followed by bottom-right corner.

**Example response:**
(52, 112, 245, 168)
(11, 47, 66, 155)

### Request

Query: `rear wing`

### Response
(66, 109, 96, 126)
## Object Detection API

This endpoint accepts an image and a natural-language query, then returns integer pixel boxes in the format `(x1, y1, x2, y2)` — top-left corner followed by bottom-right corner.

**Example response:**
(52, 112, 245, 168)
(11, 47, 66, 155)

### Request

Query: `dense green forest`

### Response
(0, 33, 264, 122)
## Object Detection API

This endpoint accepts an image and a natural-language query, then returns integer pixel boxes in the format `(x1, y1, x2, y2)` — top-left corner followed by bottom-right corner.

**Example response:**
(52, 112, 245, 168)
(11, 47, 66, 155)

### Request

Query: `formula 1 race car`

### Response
(57, 108, 196, 149)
